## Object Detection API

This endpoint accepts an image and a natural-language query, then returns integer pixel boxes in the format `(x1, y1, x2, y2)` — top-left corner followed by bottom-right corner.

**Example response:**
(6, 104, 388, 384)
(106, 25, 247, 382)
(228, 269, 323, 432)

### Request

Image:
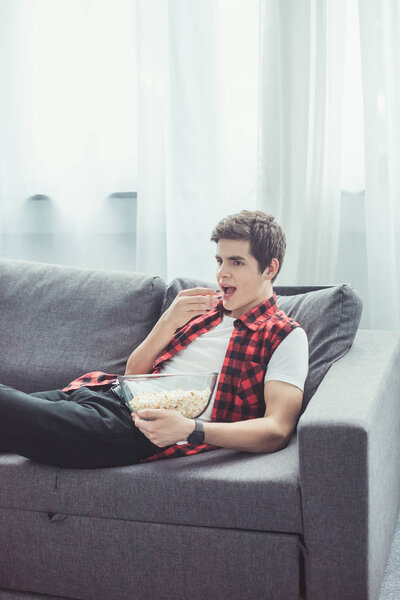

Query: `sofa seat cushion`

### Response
(0, 259, 165, 392)
(0, 435, 302, 534)
(0, 454, 61, 509)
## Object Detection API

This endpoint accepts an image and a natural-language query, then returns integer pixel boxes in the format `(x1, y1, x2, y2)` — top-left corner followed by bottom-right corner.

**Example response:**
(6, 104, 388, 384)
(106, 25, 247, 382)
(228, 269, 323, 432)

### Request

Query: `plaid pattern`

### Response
(63, 293, 299, 463)
(142, 293, 299, 462)
(63, 371, 117, 392)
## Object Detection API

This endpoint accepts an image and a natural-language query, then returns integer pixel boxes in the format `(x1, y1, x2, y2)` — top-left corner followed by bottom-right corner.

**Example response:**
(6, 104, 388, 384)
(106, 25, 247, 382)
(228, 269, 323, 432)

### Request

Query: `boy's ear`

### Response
(264, 258, 279, 280)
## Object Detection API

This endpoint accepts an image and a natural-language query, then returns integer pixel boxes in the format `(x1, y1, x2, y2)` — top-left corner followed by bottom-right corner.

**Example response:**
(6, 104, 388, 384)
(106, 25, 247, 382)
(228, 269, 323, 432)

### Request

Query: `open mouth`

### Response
(221, 284, 237, 300)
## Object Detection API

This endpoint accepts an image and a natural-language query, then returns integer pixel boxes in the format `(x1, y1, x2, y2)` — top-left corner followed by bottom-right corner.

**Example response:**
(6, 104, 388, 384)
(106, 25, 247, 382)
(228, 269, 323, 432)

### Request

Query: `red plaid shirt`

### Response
(63, 293, 299, 462)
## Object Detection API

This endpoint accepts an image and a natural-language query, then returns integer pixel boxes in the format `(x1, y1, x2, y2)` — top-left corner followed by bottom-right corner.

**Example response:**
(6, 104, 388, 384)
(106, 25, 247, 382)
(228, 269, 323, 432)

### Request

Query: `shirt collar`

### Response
(215, 293, 278, 331)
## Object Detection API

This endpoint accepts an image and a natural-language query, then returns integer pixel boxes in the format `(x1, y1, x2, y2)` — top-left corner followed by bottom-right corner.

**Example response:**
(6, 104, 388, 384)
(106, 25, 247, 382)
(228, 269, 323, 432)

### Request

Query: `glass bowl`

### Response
(117, 372, 219, 419)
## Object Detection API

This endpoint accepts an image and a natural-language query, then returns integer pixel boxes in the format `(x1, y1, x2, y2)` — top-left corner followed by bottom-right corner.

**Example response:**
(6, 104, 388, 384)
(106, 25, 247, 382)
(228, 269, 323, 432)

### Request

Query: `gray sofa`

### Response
(0, 257, 399, 600)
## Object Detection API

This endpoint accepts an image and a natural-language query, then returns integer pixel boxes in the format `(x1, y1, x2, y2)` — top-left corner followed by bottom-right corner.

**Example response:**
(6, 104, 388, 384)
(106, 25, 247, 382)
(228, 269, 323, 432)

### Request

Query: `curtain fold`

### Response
(136, 0, 260, 282)
(136, 0, 170, 278)
(358, 0, 400, 329)
(257, 0, 346, 285)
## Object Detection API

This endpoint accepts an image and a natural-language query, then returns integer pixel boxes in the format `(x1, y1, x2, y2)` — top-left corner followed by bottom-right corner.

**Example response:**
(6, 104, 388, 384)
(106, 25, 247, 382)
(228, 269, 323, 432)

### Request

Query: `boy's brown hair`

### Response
(210, 210, 286, 283)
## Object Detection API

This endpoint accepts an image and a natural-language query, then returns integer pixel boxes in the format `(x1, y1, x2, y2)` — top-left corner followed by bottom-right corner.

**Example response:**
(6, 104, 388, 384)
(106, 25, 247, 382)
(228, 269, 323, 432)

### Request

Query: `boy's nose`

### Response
(217, 264, 231, 276)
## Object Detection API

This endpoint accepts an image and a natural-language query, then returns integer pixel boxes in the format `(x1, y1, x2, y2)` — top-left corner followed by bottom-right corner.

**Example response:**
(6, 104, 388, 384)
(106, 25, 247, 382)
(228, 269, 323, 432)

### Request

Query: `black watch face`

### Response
(188, 432, 199, 445)
(188, 428, 204, 445)
(188, 420, 205, 445)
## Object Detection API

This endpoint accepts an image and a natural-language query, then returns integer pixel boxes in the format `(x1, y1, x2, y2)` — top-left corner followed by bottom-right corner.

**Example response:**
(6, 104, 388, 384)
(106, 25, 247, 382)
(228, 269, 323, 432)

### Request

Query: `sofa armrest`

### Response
(298, 329, 400, 600)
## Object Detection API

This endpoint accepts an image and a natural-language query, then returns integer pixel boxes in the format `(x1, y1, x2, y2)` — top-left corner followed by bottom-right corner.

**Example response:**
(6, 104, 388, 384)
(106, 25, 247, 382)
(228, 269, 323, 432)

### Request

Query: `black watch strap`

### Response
(187, 419, 205, 445)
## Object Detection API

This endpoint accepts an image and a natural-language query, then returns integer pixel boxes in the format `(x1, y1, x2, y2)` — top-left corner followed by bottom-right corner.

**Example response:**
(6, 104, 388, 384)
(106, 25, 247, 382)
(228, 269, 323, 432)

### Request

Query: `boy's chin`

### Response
(222, 304, 232, 315)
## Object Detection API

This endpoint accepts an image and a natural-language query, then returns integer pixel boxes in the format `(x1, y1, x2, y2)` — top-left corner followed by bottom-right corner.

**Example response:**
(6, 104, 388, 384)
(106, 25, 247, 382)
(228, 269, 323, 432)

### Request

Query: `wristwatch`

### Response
(187, 419, 205, 445)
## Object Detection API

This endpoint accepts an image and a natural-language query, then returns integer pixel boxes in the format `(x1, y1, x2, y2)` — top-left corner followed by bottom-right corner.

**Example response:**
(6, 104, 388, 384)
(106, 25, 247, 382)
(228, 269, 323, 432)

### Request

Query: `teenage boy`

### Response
(0, 210, 308, 468)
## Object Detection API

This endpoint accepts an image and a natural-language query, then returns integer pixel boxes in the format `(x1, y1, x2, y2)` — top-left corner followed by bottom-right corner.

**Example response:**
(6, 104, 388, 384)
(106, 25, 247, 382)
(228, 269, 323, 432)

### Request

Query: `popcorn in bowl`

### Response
(128, 387, 212, 418)
(117, 372, 218, 419)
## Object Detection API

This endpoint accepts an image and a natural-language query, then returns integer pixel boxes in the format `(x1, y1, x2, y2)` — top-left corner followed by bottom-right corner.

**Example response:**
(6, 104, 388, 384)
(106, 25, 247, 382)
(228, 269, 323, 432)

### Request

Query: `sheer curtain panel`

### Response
(257, 0, 346, 286)
(136, 0, 346, 290)
(0, 0, 138, 270)
(136, 0, 260, 282)
(358, 0, 400, 330)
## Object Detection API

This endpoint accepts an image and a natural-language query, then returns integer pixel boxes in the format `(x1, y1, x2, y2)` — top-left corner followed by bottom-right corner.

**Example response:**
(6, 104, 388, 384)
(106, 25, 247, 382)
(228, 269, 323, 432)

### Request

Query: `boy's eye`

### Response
(216, 259, 243, 266)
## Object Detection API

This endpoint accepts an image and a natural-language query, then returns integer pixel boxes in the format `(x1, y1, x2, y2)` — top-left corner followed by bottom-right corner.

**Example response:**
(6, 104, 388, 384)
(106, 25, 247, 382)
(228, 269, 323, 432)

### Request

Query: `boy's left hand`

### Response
(132, 409, 195, 447)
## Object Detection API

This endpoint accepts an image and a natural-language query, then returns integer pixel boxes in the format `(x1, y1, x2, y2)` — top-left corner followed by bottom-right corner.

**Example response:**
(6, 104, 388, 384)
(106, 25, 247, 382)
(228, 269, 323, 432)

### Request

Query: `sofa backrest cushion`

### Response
(0, 259, 165, 392)
(161, 278, 363, 411)
(274, 284, 362, 411)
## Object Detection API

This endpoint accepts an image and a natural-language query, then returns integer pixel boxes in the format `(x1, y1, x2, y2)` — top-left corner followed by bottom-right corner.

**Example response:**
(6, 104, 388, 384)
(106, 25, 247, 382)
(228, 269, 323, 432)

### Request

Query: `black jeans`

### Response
(0, 384, 163, 468)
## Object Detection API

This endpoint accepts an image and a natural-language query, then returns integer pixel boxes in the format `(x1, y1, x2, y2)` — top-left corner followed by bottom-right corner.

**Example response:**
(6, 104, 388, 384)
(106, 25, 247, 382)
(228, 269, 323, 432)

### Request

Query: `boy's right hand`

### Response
(161, 287, 219, 331)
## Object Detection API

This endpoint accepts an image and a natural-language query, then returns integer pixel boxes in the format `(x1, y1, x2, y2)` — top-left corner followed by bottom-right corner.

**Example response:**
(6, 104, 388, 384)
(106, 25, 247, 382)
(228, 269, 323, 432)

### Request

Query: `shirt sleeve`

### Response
(264, 327, 309, 391)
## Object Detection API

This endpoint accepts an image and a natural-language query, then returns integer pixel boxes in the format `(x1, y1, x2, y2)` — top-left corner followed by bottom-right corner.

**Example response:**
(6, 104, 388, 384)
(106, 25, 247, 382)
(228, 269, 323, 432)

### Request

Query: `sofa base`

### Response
(0, 592, 68, 600)
(0, 507, 301, 600)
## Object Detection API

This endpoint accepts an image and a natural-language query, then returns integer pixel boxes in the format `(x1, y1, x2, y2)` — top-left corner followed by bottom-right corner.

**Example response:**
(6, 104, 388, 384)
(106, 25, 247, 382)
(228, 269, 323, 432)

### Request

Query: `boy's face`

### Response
(215, 238, 275, 319)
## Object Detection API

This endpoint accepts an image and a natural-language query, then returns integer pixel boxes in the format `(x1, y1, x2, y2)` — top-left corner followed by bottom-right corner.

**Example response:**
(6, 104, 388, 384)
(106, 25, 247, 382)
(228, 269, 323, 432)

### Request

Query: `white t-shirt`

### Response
(159, 315, 309, 422)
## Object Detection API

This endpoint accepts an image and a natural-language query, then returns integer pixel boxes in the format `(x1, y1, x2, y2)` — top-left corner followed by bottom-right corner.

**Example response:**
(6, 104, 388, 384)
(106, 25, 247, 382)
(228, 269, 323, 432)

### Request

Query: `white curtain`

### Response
(136, 0, 346, 288)
(3, 1, 397, 329)
(258, 0, 346, 285)
(358, 0, 400, 330)
(136, 0, 260, 282)
(0, 0, 138, 269)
